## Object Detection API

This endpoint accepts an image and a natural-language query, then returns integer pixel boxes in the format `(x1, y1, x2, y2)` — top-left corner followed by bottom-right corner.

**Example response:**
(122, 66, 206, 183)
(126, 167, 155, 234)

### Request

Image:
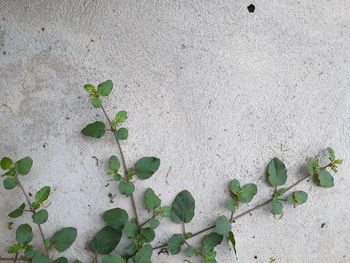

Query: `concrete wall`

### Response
(0, 1, 349, 262)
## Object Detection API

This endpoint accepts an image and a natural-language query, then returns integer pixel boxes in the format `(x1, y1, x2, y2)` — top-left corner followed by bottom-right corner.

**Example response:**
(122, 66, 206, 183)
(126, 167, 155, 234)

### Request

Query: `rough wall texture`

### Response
(0, 0, 349, 262)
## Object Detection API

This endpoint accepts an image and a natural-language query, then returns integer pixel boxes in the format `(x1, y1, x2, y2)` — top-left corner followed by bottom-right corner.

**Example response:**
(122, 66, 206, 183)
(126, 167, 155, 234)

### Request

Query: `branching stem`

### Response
(100, 105, 140, 226)
(152, 169, 322, 251)
(17, 180, 48, 256)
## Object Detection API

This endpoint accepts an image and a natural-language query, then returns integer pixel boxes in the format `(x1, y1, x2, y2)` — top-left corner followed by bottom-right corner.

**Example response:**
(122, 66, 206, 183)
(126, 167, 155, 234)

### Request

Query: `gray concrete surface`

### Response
(0, 0, 349, 262)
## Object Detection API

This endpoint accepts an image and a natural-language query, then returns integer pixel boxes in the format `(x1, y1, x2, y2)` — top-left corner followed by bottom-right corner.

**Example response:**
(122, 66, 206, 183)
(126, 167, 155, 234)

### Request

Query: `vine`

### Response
(0, 80, 344, 263)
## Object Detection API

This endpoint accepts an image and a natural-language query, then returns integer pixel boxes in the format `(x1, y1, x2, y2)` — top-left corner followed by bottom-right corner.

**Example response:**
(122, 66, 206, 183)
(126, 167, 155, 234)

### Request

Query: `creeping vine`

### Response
(0, 80, 344, 263)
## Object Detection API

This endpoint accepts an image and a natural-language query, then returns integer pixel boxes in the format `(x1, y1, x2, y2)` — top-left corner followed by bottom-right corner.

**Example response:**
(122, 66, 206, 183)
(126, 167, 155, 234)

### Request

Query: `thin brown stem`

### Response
(284, 174, 310, 192)
(17, 180, 48, 256)
(153, 170, 320, 251)
(12, 253, 18, 263)
(140, 215, 155, 227)
(100, 105, 140, 225)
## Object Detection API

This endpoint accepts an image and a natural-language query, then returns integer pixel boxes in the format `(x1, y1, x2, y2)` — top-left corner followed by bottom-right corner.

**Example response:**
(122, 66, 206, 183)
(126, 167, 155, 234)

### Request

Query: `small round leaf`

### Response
(215, 215, 231, 235)
(168, 234, 185, 255)
(267, 157, 287, 186)
(3, 177, 18, 190)
(135, 157, 160, 180)
(32, 209, 49, 224)
(90, 226, 122, 255)
(81, 121, 106, 138)
(16, 224, 33, 243)
(118, 181, 135, 197)
(103, 208, 128, 230)
(15, 157, 33, 176)
(51, 227, 78, 252)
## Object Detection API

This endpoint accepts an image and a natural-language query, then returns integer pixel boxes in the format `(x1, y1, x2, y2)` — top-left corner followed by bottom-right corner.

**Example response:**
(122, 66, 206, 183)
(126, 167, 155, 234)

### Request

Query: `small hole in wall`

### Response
(247, 4, 255, 13)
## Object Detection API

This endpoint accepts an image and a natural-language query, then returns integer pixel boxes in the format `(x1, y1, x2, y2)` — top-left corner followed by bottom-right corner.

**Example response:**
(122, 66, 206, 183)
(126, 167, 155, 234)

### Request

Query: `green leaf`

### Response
(271, 198, 283, 215)
(327, 147, 335, 161)
(204, 251, 217, 263)
(115, 111, 128, 124)
(97, 80, 113, 96)
(3, 177, 18, 190)
(51, 227, 77, 252)
(15, 156, 33, 176)
(287, 191, 308, 205)
(125, 243, 137, 256)
(316, 169, 334, 188)
(81, 121, 106, 138)
(118, 181, 135, 197)
(184, 246, 196, 257)
(32, 252, 50, 263)
(109, 155, 120, 173)
(306, 157, 319, 176)
(7, 243, 22, 253)
(44, 239, 51, 248)
(159, 206, 171, 218)
(16, 224, 33, 243)
(215, 215, 231, 235)
(1, 157, 13, 170)
(171, 190, 195, 223)
(90, 226, 122, 255)
(24, 245, 35, 258)
(168, 234, 185, 255)
(84, 84, 95, 93)
(35, 186, 51, 203)
(103, 208, 128, 230)
(90, 97, 102, 108)
(124, 219, 139, 238)
(228, 231, 237, 258)
(140, 227, 155, 243)
(32, 209, 49, 224)
(275, 188, 286, 198)
(239, 183, 257, 203)
(53, 257, 68, 263)
(102, 254, 122, 263)
(135, 157, 160, 180)
(202, 233, 223, 253)
(144, 188, 161, 210)
(229, 179, 240, 195)
(134, 244, 152, 263)
(225, 198, 238, 212)
(115, 128, 128, 140)
(8, 203, 26, 218)
(267, 157, 287, 186)
(148, 218, 160, 229)
(3, 167, 17, 177)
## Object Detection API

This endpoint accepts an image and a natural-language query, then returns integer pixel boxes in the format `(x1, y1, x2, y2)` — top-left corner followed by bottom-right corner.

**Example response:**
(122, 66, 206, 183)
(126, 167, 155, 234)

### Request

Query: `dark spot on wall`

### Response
(2, 51, 5, 55)
(321, 223, 327, 228)
(254, 256, 258, 259)
(181, 43, 186, 49)
(247, 4, 255, 13)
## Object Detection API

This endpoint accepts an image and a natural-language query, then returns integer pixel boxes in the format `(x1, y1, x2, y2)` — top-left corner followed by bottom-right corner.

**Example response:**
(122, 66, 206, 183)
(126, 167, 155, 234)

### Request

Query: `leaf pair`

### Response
(84, 80, 113, 108)
(1, 156, 33, 190)
(226, 179, 258, 213)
